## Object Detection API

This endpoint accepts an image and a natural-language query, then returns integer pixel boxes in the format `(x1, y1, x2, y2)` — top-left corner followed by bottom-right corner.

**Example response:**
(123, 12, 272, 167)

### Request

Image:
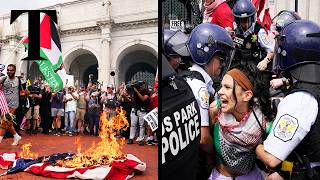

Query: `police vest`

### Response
(287, 82, 320, 162)
(162, 74, 201, 180)
(234, 23, 267, 65)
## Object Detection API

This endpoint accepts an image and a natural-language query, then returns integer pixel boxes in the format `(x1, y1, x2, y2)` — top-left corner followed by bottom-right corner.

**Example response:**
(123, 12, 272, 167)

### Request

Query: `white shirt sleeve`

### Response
(187, 78, 210, 127)
(258, 28, 275, 53)
(264, 92, 318, 160)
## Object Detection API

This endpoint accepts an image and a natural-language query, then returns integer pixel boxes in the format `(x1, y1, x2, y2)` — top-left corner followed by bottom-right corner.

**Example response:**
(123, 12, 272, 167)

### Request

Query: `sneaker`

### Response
(147, 140, 153, 146)
(139, 140, 145, 146)
(127, 139, 133, 144)
(135, 137, 143, 142)
(12, 135, 22, 146)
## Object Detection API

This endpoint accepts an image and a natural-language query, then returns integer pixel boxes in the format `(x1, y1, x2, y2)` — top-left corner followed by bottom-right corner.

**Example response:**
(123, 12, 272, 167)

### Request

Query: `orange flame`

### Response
(19, 143, 38, 159)
(57, 107, 129, 167)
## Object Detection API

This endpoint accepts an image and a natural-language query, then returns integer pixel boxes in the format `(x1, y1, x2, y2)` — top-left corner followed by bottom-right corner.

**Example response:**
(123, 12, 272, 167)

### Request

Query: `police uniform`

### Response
(233, 22, 274, 66)
(264, 91, 318, 161)
(186, 64, 215, 127)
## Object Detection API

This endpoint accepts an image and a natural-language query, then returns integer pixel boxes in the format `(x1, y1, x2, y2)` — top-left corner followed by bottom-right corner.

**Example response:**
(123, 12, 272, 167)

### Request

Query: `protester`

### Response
(51, 89, 64, 136)
(87, 91, 100, 136)
(75, 85, 87, 134)
(26, 82, 42, 134)
(127, 81, 150, 146)
(208, 62, 272, 179)
(63, 86, 79, 136)
(202, 0, 234, 30)
(40, 83, 52, 134)
(0, 64, 21, 145)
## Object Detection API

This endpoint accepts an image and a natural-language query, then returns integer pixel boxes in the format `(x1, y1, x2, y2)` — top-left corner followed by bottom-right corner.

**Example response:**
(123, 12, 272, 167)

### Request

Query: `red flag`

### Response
(252, 0, 272, 32)
(262, 8, 272, 31)
(252, 0, 266, 17)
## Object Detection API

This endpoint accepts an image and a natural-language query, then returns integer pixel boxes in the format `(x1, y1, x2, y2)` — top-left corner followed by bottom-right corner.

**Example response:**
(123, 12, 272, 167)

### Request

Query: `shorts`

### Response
(76, 108, 86, 120)
(0, 119, 13, 130)
(26, 105, 40, 120)
(51, 108, 64, 117)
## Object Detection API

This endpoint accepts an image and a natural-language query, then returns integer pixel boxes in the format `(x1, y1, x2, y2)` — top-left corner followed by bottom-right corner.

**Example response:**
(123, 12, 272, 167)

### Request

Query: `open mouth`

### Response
(220, 98, 229, 108)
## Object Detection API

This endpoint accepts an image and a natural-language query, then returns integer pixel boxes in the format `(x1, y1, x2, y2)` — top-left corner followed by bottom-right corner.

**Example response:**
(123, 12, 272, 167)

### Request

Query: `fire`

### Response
(19, 143, 38, 159)
(57, 107, 129, 167)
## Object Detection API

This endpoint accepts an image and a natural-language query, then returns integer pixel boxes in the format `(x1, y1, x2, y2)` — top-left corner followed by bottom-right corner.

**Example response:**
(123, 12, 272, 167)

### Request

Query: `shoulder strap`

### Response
(18, 78, 22, 91)
(252, 109, 268, 141)
(179, 70, 205, 83)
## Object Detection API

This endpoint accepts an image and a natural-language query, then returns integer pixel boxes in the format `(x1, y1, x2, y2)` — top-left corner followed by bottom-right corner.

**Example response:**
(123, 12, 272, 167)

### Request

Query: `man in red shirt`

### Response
(202, 0, 234, 31)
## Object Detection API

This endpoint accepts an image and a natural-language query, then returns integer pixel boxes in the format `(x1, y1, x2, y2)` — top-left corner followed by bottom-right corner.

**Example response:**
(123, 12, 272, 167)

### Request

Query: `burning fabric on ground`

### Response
(0, 108, 146, 179)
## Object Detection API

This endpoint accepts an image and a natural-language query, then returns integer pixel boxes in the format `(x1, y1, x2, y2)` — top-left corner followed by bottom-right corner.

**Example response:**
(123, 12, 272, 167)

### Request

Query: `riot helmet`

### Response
(272, 10, 301, 33)
(163, 29, 189, 57)
(273, 20, 320, 84)
(174, 23, 235, 76)
(163, 29, 189, 69)
(232, 0, 257, 34)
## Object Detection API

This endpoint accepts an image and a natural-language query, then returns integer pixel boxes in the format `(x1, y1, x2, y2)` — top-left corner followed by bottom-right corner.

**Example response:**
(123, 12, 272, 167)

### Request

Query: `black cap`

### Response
(105, 99, 117, 108)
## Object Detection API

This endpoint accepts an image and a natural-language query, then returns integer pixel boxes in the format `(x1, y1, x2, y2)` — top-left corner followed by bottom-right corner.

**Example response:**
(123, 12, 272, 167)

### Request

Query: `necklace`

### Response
(219, 110, 251, 132)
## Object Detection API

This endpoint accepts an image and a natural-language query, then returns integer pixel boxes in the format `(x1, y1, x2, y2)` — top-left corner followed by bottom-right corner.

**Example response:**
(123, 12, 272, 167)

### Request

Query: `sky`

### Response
(0, 0, 73, 15)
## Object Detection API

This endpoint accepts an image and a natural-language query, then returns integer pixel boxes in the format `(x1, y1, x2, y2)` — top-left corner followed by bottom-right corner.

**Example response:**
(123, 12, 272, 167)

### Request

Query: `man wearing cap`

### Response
(127, 81, 150, 146)
(100, 84, 116, 112)
(87, 91, 100, 136)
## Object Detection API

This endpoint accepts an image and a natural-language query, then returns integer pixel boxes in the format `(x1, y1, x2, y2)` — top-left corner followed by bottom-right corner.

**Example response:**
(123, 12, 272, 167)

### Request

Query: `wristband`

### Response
(267, 58, 272, 63)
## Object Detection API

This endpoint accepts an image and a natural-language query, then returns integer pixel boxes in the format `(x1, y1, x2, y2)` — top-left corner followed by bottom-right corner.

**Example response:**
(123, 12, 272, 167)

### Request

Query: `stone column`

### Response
(99, 37, 111, 86)
(97, 19, 113, 88)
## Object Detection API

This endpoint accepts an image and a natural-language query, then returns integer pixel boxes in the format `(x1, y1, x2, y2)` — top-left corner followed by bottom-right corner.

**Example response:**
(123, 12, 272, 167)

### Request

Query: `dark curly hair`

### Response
(229, 62, 273, 121)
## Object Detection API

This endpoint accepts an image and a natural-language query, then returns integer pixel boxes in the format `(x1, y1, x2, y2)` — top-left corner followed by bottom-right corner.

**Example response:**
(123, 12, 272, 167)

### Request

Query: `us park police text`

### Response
(162, 101, 200, 164)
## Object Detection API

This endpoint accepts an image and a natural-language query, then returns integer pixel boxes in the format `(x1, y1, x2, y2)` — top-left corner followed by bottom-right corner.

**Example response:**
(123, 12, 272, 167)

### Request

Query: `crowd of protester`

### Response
(0, 64, 158, 147)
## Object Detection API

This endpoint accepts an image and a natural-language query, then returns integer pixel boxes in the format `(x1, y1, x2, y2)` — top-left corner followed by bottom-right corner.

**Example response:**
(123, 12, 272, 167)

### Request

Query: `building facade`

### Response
(0, 0, 158, 87)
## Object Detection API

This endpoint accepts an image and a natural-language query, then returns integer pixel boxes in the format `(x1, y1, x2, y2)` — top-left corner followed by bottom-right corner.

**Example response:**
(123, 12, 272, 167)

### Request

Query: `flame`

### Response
(19, 143, 38, 159)
(57, 107, 129, 167)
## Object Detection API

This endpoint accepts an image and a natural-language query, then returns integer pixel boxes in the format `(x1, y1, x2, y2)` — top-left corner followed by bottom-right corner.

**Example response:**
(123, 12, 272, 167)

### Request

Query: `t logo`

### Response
(10, 10, 57, 61)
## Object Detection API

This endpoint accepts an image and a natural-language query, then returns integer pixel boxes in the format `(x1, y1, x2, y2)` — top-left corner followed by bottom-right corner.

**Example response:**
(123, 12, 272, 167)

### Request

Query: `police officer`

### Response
(232, 0, 274, 71)
(163, 29, 189, 71)
(255, 20, 320, 180)
(161, 54, 201, 180)
(175, 23, 234, 179)
(269, 10, 301, 89)
(271, 10, 301, 35)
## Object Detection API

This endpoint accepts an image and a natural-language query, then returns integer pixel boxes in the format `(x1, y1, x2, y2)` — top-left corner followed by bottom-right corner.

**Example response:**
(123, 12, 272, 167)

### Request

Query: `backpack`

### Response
(162, 72, 201, 180)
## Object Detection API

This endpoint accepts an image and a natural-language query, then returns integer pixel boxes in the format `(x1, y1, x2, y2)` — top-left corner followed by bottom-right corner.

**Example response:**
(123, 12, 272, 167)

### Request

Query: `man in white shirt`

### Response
(63, 86, 79, 136)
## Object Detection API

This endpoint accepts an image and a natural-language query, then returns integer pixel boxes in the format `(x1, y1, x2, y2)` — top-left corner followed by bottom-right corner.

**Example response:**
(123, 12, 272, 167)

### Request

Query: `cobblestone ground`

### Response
(0, 132, 158, 180)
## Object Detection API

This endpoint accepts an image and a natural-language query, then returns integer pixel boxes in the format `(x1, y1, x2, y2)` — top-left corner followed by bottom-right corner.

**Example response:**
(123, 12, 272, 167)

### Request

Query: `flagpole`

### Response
(6, 37, 25, 64)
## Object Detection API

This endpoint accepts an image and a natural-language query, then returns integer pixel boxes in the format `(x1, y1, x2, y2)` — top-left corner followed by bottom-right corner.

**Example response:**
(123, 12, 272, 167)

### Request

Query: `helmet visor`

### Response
(167, 30, 189, 56)
(214, 41, 235, 78)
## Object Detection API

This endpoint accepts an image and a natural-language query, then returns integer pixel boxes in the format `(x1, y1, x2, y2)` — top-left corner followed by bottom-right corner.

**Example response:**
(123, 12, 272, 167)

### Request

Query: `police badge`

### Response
(251, 34, 257, 43)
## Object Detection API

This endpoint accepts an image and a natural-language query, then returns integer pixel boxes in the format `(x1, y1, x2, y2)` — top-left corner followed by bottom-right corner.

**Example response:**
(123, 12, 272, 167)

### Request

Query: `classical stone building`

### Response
(0, 0, 158, 87)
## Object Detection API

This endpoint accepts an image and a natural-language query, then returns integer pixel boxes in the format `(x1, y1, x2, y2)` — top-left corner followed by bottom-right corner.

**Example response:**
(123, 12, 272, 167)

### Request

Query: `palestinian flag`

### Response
(22, 14, 67, 93)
